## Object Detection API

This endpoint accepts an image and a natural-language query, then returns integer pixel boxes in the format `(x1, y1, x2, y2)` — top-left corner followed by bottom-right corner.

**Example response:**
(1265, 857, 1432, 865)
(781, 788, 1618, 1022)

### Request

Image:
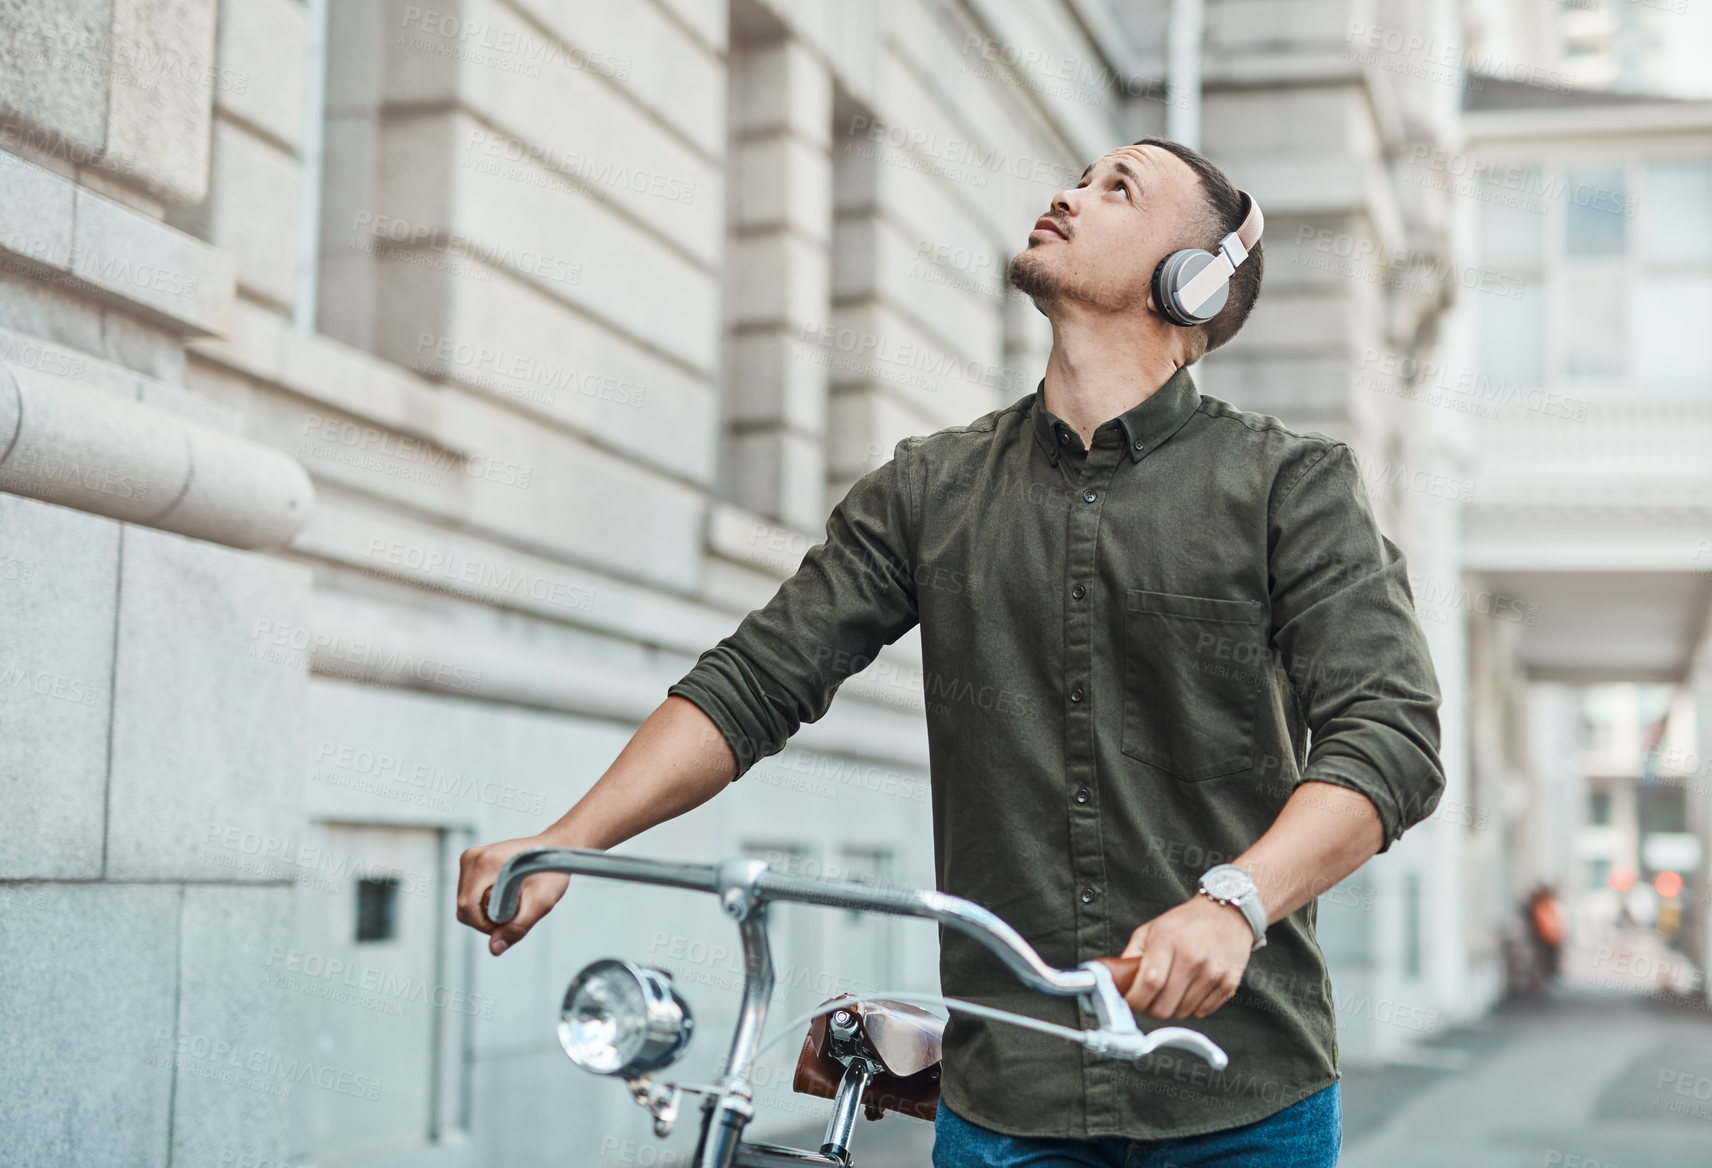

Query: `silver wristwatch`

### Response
(1199, 864, 1268, 950)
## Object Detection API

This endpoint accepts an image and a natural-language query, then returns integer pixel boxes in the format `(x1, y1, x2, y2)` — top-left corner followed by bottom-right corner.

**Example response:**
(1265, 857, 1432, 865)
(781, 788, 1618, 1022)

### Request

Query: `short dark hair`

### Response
(1133, 137, 1264, 361)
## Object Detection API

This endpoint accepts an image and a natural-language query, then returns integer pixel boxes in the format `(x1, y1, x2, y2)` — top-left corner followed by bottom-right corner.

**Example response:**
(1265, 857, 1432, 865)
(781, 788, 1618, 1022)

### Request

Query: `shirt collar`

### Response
(1028, 364, 1202, 466)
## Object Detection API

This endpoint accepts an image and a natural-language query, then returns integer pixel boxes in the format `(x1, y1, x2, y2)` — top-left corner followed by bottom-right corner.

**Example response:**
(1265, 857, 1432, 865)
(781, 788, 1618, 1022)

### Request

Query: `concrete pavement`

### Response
(1339, 989, 1712, 1168)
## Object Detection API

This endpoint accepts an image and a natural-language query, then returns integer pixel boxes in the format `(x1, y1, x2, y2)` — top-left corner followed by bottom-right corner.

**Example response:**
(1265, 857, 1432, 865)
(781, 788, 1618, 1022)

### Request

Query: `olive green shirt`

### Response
(667, 366, 1444, 1140)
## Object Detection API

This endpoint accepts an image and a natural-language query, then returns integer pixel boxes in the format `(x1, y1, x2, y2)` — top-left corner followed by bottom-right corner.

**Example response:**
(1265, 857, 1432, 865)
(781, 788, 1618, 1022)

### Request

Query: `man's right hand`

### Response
(456, 834, 575, 956)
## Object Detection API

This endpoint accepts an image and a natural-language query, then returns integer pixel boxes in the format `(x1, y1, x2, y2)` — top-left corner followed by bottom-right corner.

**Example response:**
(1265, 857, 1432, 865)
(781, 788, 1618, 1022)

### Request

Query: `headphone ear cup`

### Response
(1153, 248, 1227, 327)
(1151, 252, 1180, 325)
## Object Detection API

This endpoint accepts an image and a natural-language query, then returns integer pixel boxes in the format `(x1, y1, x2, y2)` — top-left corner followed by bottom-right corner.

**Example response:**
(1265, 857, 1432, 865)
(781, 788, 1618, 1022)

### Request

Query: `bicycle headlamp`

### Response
(558, 959, 693, 1078)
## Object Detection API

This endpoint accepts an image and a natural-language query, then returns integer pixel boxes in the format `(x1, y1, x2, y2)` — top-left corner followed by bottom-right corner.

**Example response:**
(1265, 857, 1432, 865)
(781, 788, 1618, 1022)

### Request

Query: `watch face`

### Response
(1203, 866, 1254, 901)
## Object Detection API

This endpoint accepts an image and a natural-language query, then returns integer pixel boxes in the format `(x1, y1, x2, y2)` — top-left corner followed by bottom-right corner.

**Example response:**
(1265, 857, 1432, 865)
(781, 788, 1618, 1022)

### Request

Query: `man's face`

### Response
(1008, 144, 1208, 315)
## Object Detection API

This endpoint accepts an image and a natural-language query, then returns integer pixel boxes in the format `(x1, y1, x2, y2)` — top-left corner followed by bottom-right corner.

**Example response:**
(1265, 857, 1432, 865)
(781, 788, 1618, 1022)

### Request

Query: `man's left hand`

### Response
(1118, 894, 1254, 1019)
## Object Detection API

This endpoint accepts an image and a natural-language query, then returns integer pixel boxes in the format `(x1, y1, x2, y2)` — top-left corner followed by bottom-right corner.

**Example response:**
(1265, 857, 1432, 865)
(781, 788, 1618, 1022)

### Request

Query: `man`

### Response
(456, 139, 1444, 1166)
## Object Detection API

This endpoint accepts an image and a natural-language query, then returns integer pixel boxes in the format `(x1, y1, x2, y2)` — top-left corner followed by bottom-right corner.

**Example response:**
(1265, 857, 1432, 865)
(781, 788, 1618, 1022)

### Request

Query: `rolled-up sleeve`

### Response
(1267, 442, 1444, 852)
(667, 440, 923, 780)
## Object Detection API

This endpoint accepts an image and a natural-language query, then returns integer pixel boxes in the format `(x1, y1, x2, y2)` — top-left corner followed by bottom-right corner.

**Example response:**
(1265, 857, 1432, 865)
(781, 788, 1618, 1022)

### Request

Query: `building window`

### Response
(354, 877, 400, 943)
(1637, 274, 1712, 391)
(1475, 155, 1712, 398)
(1642, 161, 1712, 264)
(1564, 274, 1627, 378)
(1480, 280, 1545, 386)
(1589, 790, 1612, 826)
(1563, 166, 1629, 257)
(1479, 170, 1546, 266)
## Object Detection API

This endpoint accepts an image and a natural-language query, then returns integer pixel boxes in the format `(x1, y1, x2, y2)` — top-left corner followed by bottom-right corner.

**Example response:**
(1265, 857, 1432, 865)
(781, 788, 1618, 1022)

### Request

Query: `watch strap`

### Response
(1233, 890, 1267, 950)
(1200, 865, 1268, 950)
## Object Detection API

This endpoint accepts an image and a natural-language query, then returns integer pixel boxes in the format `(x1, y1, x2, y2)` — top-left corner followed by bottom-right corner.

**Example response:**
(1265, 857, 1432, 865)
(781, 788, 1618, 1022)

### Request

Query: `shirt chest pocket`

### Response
(1121, 589, 1266, 781)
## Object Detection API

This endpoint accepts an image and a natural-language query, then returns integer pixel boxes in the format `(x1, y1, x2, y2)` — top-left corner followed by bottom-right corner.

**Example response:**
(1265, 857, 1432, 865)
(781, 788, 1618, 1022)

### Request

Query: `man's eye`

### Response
(1115, 181, 1130, 197)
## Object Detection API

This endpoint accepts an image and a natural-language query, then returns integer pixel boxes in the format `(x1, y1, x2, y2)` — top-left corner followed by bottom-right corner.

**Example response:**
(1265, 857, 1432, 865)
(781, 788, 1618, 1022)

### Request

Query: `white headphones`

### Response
(1150, 191, 1265, 327)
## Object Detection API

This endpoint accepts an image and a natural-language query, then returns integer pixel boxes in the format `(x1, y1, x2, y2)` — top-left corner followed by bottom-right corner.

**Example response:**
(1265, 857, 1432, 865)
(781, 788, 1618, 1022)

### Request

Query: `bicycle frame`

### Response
(489, 846, 1228, 1168)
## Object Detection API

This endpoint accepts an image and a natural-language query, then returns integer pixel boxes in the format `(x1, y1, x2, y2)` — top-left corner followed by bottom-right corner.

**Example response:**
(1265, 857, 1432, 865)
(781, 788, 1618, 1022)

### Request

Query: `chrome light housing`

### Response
(558, 959, 693, 1078)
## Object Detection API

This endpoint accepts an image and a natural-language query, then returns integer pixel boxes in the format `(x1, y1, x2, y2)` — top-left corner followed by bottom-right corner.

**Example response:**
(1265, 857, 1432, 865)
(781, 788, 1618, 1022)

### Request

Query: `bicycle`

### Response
(488, 847, 1231, 1167)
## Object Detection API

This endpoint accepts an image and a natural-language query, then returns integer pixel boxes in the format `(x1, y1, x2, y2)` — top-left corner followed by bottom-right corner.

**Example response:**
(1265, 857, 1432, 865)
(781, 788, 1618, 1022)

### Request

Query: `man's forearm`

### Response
(1234, 779, 1385, 926)
(540, 695, 738, 850)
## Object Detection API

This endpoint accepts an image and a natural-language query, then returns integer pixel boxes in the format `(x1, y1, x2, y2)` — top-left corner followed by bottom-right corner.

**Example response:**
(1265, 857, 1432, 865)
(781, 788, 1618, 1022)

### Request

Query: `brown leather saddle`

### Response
(791, 998, 945, 1121)
(789, 957, 1141, 1124)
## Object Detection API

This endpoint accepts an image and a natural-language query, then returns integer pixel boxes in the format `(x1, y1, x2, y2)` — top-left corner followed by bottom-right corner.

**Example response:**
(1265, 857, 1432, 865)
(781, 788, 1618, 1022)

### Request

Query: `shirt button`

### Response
(1075, 788, 1090, 804)
(1057, 430, 1070, 445)
(1070, 686, 1084, 702)
(1071, 583, 1086, 600)
(1134, 439, 1145, 450)
(1081, 887, 1097, 904)
(1082, 489, 1097, 503)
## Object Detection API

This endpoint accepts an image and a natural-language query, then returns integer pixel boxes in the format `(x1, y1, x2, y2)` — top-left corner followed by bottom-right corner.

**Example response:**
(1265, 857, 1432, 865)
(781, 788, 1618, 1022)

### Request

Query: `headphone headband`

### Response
(1232, 190, 1263, 254)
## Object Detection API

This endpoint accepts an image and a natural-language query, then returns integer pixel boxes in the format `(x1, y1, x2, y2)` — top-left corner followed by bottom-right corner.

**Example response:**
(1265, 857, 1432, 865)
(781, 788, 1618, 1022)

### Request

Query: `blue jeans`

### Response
(931, 1082, 1342, 1167)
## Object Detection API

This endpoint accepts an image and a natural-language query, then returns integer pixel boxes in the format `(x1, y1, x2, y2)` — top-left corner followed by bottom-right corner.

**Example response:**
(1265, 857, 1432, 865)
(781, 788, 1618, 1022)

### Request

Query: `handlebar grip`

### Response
(1090, 955, 1141, 997)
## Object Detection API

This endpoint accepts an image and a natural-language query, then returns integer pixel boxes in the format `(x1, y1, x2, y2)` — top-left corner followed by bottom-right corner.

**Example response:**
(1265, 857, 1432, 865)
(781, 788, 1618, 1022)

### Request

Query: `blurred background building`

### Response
(0, 1, 1708, 1166)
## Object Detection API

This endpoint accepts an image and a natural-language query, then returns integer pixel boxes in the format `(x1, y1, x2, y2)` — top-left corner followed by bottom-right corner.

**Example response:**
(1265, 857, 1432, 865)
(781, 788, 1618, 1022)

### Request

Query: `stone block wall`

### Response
(0, 495, 310, 1168)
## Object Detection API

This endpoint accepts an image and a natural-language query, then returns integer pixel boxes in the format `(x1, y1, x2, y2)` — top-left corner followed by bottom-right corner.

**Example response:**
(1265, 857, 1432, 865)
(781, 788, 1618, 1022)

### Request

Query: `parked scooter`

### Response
(488, 847, 1231, 1168)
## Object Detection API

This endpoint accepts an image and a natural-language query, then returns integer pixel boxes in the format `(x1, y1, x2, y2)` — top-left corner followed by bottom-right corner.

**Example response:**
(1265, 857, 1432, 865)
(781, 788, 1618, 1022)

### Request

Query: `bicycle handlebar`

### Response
(489, 846, 1101, 997)
(488, 847, 1227, 1075)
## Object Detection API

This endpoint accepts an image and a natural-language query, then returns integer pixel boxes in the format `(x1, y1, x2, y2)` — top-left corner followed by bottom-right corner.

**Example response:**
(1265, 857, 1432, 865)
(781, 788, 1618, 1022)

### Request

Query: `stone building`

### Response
(5, 0, 1674, 1165)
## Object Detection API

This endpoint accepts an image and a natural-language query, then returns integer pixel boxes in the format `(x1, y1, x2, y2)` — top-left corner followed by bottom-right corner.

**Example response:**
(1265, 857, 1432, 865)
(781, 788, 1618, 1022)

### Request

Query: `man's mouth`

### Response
(1031, 216, 1067, 240)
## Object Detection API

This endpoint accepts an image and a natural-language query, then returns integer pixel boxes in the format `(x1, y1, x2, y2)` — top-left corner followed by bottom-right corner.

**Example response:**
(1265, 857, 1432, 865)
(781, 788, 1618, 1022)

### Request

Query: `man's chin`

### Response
(1007, 253, 1059, 304)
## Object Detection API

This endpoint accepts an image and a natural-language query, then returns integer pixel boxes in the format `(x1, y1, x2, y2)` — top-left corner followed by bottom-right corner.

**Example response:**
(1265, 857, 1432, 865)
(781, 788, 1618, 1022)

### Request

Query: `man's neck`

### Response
(1040, 307, 1183, 449)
